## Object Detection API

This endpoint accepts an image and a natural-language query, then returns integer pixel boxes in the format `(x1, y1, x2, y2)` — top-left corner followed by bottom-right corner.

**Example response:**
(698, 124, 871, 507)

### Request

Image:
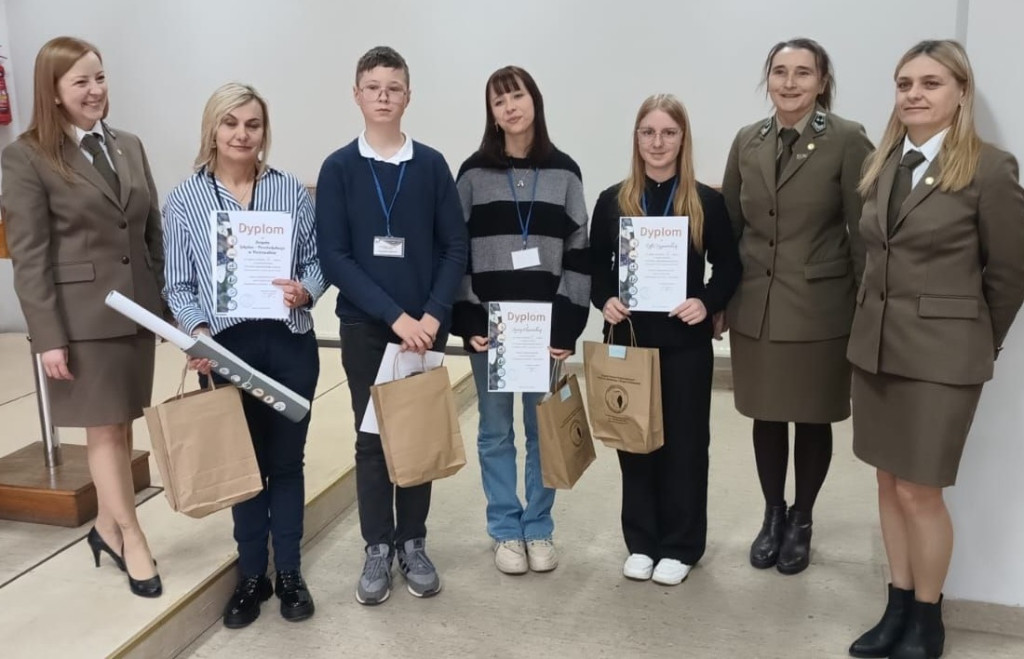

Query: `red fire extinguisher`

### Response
(0, 54, 12, 126)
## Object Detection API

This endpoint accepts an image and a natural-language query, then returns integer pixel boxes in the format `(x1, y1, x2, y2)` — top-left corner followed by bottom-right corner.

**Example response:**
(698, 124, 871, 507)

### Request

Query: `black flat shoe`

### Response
(849, 583, 914, 658)
(276, 570, 315, 622)
(223, 574, 273, 629)
(87, 527, 125, 572)
(749, 503, 787, 569)
(776, 507, 812, 575)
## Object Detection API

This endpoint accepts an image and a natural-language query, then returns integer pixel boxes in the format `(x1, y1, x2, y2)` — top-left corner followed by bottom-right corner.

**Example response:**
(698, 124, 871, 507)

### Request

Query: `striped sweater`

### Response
(452, 148, 590, 350)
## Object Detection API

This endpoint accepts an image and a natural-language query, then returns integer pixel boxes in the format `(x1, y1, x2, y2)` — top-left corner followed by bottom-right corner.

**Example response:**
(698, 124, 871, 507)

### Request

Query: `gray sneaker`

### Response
(396, 538, 441, 598)
(356, 543, 392, 605)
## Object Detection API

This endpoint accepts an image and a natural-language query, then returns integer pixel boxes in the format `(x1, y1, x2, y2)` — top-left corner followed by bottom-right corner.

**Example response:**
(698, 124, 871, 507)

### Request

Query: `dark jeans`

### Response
(339, 319, 448, 547)
(202, 320, 319, 576)
(617, 343, 713, 565)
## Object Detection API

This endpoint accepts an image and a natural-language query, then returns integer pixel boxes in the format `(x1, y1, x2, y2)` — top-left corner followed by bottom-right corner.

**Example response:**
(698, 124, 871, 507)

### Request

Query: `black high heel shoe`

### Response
(122, 542, 163, 598)
(87, 527, 126, 572)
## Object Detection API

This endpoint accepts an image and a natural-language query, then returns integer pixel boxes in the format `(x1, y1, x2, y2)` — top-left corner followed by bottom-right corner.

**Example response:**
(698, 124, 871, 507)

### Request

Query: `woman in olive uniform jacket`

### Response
(1, 37, 163, 597)
(722, 38, 872, 575)
(847, 40, 1024, 659)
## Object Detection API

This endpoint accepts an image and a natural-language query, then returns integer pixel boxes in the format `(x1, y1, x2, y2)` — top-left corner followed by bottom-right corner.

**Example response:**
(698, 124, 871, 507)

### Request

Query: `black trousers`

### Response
(203, 321, 319, 576)
(339, 319, 448, 547)
(617, 343, 713, 565)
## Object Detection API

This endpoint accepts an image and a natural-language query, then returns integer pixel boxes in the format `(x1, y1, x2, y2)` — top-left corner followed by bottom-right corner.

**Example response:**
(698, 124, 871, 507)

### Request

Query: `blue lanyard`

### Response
(641, 178, 678, 216)
(367, 159, 407, 237)
(506, 167, 539, 248)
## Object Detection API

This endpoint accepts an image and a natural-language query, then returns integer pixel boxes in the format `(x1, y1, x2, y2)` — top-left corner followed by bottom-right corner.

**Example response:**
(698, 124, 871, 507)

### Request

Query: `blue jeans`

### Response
(469, 352, 555, 542)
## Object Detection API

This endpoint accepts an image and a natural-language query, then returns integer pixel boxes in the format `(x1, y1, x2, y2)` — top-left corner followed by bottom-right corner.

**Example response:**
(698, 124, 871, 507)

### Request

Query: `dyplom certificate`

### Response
(487, 302, 552, 393)
(210, 211, 294, 319)
(618, 216, 689, 312)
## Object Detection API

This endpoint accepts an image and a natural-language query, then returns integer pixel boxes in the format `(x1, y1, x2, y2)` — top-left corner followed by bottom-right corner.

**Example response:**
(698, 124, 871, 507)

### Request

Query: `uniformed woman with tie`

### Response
(722, 38, 872, 575)
(847, 40, 1024, 659)
(1, 37, 164, 597)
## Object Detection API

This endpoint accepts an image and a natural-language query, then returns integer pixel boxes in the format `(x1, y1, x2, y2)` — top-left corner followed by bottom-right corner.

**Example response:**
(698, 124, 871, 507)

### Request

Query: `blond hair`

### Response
(859, 40, 981, 196)
(23, 36, 107, 181)
(617, 94, 704, 251)
(194, 82, 271, 176)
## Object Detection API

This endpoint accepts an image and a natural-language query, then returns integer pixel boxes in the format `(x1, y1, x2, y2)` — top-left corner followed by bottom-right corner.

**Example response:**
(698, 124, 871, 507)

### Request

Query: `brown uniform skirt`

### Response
(851, 366, 983, 487)
(730, 311, 851, 424)
(45, 330, 156, 428)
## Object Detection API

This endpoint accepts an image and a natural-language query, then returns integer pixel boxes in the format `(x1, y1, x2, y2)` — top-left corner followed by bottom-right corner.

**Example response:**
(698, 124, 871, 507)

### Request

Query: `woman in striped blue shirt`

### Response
(162, 83, 326, 629)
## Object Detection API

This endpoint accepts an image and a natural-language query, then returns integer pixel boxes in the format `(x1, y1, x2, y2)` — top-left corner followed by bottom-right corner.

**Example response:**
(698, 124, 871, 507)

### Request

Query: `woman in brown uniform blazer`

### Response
(847, 41, 1024, 659)
(722, 38, 872, 575)
(1, 37, 164, 597)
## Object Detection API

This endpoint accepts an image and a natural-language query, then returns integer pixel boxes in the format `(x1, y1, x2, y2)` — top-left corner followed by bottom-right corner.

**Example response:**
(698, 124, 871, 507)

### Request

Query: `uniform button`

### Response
(768, 240, 775, 247)
(121, 256, 130, 264)
(879, 292, 885, 301)
(118, 221, 128, 229)
(768, 209, 776, 217)
(766, 269, 772, 277)
(882, 243, 888, 251)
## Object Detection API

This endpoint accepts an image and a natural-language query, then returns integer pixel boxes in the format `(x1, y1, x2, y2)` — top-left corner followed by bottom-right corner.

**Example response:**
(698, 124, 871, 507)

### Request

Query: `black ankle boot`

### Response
(749, 503, 787, 569)
(276, 570, 315, 622)
(890, 596, 945, 659)
(776, 507, 812, 574)
(849, 583, 914, 657)
(223, 574, 273, 629)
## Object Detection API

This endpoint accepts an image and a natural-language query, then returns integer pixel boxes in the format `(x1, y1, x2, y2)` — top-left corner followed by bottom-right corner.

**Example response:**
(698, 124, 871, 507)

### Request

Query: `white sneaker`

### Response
(526, 539, 558, 572)
(494, 540, 529, 574)
(622, 553, 654, 580)
(652, 558, 692, 585)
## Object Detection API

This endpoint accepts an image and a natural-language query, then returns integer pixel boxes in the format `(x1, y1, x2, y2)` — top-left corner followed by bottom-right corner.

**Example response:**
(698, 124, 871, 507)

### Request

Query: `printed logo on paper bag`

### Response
(569, 420, 585, 447)
(605, 385, 629, 414)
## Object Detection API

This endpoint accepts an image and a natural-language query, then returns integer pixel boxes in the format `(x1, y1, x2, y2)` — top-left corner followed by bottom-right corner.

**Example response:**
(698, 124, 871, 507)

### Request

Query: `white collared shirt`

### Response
(357, 130, 414, 164)
(902, 127, 949, 188)
(74, 123, 117, 171)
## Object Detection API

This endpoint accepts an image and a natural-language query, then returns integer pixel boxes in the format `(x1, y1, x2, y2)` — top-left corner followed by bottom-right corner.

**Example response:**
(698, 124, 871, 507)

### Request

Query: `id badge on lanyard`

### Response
(369, 159, 407, 258)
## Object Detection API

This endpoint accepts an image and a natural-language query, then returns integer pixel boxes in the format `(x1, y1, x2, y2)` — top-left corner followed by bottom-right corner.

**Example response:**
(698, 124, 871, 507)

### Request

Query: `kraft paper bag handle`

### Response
(176, 361, 216, 399)
(604, 317, 638, 348)
(390, 351, 429, 381)
(549, 360, 563, 393)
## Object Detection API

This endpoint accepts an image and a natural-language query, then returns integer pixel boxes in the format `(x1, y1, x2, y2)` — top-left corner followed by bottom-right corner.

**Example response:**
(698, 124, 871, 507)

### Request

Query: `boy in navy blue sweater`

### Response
(315, 46, 468, 605)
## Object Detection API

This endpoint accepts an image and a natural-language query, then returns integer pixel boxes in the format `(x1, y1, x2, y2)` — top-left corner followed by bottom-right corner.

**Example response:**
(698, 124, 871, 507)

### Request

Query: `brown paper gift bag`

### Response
(371, 364, 466, 487)
(583, 321, 664, 454)
(537, 362, 596, 489)
(144, 371, 262, 518)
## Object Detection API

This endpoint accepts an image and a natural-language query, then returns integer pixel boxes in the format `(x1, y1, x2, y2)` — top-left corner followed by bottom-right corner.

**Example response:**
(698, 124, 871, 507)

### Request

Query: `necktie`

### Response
(887, 150, 927, 233)
(776, 127, 800, 183)
(80, 132, 120, 197)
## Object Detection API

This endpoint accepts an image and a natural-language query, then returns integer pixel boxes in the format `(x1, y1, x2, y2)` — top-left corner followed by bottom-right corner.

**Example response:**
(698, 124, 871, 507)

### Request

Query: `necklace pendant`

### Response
(516, 179, 525, 188)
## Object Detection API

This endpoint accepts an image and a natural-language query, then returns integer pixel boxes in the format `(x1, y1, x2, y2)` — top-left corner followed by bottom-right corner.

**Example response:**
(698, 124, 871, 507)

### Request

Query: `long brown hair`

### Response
(617, 94, 704, 251)
(478, 66, 553, 166)
(23, 36, 107, 181)
(859, 40, 981, 195)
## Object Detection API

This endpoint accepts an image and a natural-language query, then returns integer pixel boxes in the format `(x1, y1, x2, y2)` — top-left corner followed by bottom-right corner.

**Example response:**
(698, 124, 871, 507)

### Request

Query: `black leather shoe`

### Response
(849, 583, 914, 657)
(223, 574, 273, 629)
(749, 503, 787, 569)
(776, 507, 812, 575)
(122, 542, 162, 598)
(87, 527, 125, 572)
(890, 596, 945, 659)
(276, 570, 315, 622)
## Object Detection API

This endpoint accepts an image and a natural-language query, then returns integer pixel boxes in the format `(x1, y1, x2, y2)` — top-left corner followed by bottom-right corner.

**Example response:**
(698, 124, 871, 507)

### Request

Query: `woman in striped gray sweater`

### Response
(452, 65, 590, 575)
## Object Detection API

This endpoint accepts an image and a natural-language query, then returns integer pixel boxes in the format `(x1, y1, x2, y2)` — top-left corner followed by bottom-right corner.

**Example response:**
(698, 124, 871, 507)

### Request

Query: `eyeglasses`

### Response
(359, 83, 408, 102)
(636, 127, 683, 144)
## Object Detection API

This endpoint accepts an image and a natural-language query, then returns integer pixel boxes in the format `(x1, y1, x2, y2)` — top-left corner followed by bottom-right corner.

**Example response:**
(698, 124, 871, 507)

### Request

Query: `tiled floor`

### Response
(180, 389, 1024, 659)
(0, 332, 470, 658)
